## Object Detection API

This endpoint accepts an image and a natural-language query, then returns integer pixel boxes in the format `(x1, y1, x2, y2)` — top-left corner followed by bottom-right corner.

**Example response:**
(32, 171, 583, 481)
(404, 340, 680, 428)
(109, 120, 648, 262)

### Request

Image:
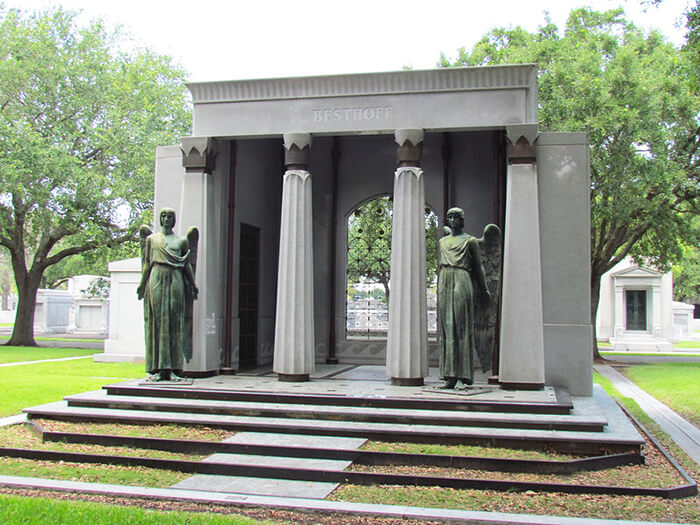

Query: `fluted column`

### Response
(273, 133, 315, 382)
(386, 129, 428, 386)
(499, 125, 544, 389)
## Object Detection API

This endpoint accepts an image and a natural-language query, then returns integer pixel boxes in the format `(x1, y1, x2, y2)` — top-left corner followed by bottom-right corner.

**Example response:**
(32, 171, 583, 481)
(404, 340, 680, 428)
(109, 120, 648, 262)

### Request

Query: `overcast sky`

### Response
(5, 0, 692, 82)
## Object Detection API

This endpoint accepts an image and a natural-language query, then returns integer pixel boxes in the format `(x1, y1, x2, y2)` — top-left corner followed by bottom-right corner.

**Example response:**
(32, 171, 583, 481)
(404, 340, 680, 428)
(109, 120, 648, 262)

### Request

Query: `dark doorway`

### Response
(238, 224, 260, 369)
(625, 290, 647, 331)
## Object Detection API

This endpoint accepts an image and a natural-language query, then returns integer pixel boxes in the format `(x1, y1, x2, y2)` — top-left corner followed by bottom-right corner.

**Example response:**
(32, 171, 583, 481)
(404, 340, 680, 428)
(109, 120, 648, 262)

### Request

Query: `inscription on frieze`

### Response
(313, 105, 393, 122)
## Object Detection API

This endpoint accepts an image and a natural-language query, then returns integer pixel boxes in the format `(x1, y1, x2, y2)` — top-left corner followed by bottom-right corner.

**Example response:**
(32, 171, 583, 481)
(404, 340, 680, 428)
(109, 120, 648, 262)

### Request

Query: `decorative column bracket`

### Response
(505, 124, 538, 164)
(386, 129, 428, 386)
(181, 137, 218, 174)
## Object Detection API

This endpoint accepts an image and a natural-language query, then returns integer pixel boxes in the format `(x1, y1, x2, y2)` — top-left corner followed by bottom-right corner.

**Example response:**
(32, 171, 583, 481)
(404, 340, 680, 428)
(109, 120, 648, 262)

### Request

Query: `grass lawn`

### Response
(0, 494, 265, 524)
(600, 351, 700, 357)
(0, 336, 104, 343)
(0, 347, 99, 364)
(674, 340, 700, 349)
(623, 362, 700, 426)
(0, 359, 145, 417)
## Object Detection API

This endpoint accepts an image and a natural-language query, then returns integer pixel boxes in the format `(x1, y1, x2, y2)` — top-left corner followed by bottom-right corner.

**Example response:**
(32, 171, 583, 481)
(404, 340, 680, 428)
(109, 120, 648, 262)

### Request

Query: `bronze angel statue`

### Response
(137, 208, 199, 382)
(437, 208, 491, 390)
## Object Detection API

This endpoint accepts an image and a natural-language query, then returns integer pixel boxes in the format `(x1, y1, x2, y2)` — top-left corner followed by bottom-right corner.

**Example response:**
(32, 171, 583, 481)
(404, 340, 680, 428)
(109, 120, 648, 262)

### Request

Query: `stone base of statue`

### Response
(139, 377, 194, 386)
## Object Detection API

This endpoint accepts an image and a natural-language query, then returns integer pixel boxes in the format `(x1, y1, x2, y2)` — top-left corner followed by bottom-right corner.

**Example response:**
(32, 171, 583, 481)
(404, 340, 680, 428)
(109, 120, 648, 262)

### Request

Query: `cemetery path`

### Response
(0, 355, 93, 368)
(593, 364, 700, 466)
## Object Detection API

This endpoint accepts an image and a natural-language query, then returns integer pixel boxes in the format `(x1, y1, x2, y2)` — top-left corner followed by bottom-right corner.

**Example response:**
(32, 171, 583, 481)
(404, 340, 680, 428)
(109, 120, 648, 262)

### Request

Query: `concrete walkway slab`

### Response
(172, 432, 366, 498)
(0, 355, 94, 367)
(0, 474, 680, 525)
(595, 364, 700, 465)
(0, 414, 27, 427)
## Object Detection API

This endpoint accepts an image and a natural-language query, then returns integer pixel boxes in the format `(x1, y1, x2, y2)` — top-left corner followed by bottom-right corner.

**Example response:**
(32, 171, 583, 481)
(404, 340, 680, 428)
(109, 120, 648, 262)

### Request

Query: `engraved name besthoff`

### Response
(313, 106, 393, 122)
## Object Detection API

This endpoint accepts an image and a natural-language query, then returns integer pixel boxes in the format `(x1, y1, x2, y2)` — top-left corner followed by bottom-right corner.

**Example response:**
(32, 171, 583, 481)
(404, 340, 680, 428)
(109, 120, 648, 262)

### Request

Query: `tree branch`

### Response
(40, 231, 134, 269)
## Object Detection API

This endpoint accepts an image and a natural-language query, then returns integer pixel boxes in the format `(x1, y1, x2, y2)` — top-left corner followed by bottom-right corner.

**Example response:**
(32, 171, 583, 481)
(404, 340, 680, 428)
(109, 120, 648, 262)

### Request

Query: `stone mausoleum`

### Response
(153, 65, 593, 396)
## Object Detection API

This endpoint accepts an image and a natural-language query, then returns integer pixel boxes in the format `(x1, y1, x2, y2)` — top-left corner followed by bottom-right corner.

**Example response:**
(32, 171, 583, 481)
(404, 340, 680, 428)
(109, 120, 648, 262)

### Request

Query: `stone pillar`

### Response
(613, 282, 625, 338)
(499, 125, 545, 389)
(652, 283, 662, 338)
(386, 129, 428, 386)
(273, 133, 315, 382)
(178, 137, 222, 375)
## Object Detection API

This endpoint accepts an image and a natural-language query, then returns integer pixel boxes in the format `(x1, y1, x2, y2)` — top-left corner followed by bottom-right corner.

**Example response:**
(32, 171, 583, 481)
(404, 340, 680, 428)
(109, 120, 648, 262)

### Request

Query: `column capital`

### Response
(283, 132, 312, 170)
(394, 128, 424, 167)
(181, 136, 218, 174)
(505, 124, 538, 164)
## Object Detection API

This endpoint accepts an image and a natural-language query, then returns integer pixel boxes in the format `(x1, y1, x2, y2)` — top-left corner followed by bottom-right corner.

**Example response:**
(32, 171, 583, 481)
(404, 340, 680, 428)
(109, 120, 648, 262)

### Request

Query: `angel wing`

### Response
(186, 226, 199, 278)
(473, 223, 502, 373)
(138, 225, 152, 270)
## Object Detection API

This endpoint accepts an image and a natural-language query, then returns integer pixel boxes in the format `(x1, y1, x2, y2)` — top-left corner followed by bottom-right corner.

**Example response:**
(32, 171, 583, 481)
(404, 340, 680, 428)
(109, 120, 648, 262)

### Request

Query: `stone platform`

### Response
(22, 365, 645, 499)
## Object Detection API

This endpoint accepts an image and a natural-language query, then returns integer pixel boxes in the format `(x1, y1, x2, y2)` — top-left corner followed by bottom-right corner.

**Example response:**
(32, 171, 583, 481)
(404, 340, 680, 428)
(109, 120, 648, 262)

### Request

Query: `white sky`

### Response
(5, 0, 692, 82)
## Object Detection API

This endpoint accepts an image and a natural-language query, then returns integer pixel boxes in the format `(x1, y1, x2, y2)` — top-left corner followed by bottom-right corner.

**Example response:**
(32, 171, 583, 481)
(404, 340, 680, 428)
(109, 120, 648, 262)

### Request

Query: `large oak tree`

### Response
(0, 7, 191, 345)
(440, 8, 699, 358)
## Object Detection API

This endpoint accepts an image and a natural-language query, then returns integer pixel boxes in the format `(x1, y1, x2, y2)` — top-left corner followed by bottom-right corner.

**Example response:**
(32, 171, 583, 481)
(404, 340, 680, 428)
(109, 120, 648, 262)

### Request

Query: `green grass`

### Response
(623, 362, 700, 426)
(600, 351, 700, 357)
(674, 340, 700, 349)
(0, 346, 99, 364)
(0, 359, 145, 417)
(0, 493, 266, 524)
(0, 336, 104, 343)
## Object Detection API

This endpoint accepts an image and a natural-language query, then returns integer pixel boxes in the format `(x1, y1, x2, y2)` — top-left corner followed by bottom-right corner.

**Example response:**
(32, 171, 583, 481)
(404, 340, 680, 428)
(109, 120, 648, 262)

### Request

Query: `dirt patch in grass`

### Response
(0, 424, 204, 461)
(352, 429, 685, 489)
(0, 458, 188, 488)
(330, 484, 699, 523)
(351, 443, 683, 488)
(361, 441, 580, 461)
(334, 417, 698, 522)
(33, 419, 233, 442)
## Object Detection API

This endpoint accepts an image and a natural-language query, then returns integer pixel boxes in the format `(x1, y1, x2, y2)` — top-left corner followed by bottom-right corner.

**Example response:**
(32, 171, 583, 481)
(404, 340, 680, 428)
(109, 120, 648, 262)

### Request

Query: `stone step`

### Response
(23, 397, 642, 455)
(64, 390, 606, 432)
(171, 433, 366, 498)
(103, 381, 574, 415)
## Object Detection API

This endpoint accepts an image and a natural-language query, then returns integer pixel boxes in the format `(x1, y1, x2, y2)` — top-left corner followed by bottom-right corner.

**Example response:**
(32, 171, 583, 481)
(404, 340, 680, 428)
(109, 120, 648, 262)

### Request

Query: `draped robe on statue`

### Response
(438, 233, 478, 383)
(142, 233, 194, 374)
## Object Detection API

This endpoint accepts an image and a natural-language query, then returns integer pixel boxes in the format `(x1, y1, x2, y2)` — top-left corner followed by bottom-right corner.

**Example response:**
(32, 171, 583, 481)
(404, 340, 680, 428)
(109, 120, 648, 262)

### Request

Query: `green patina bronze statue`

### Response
(137, 208, 199, 382)
(473, 223, 502, 374)
(438, 208, 491, 390)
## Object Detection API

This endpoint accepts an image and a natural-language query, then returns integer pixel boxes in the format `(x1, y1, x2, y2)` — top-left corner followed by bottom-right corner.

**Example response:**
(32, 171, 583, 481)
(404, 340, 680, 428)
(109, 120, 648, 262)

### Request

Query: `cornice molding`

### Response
(187, 65, 538, 105)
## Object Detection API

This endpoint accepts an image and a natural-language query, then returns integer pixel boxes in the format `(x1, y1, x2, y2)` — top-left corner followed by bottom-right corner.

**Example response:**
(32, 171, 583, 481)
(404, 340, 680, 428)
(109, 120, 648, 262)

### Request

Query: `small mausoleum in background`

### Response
(596, 258, 695, 351)
(133, 66, 592, 395)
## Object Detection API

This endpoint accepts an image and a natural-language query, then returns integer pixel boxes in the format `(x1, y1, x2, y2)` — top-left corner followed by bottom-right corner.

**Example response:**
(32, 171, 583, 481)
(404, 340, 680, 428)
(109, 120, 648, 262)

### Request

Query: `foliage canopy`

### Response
(0, 7, 192, 345)
(440, 7, 699, 354)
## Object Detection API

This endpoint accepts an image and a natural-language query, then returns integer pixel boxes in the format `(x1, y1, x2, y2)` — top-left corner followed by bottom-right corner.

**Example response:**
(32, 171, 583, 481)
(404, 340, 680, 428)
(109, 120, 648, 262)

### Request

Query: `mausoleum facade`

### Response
(153, 66, 593, 395)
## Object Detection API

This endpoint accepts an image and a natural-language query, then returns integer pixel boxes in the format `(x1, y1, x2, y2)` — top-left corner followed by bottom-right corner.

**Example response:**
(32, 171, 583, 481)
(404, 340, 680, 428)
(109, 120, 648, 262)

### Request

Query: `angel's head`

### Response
(446, 207, 464, 232)
(159, 207, 176, 230)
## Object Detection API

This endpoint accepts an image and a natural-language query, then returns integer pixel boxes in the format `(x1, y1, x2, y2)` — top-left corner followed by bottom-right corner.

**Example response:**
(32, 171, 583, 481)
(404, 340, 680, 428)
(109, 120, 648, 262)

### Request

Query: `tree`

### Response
(673, 245, 700, 302)
(0, 7, 191, 345)
(346, 196, 438, 305)
(440, 8, 699, 359)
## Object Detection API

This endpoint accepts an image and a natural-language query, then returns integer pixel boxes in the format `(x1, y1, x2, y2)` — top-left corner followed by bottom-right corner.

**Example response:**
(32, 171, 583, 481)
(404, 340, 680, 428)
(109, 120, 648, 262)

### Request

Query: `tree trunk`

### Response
(6, 274, 40, 346)
(591, 269, 604, 362)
